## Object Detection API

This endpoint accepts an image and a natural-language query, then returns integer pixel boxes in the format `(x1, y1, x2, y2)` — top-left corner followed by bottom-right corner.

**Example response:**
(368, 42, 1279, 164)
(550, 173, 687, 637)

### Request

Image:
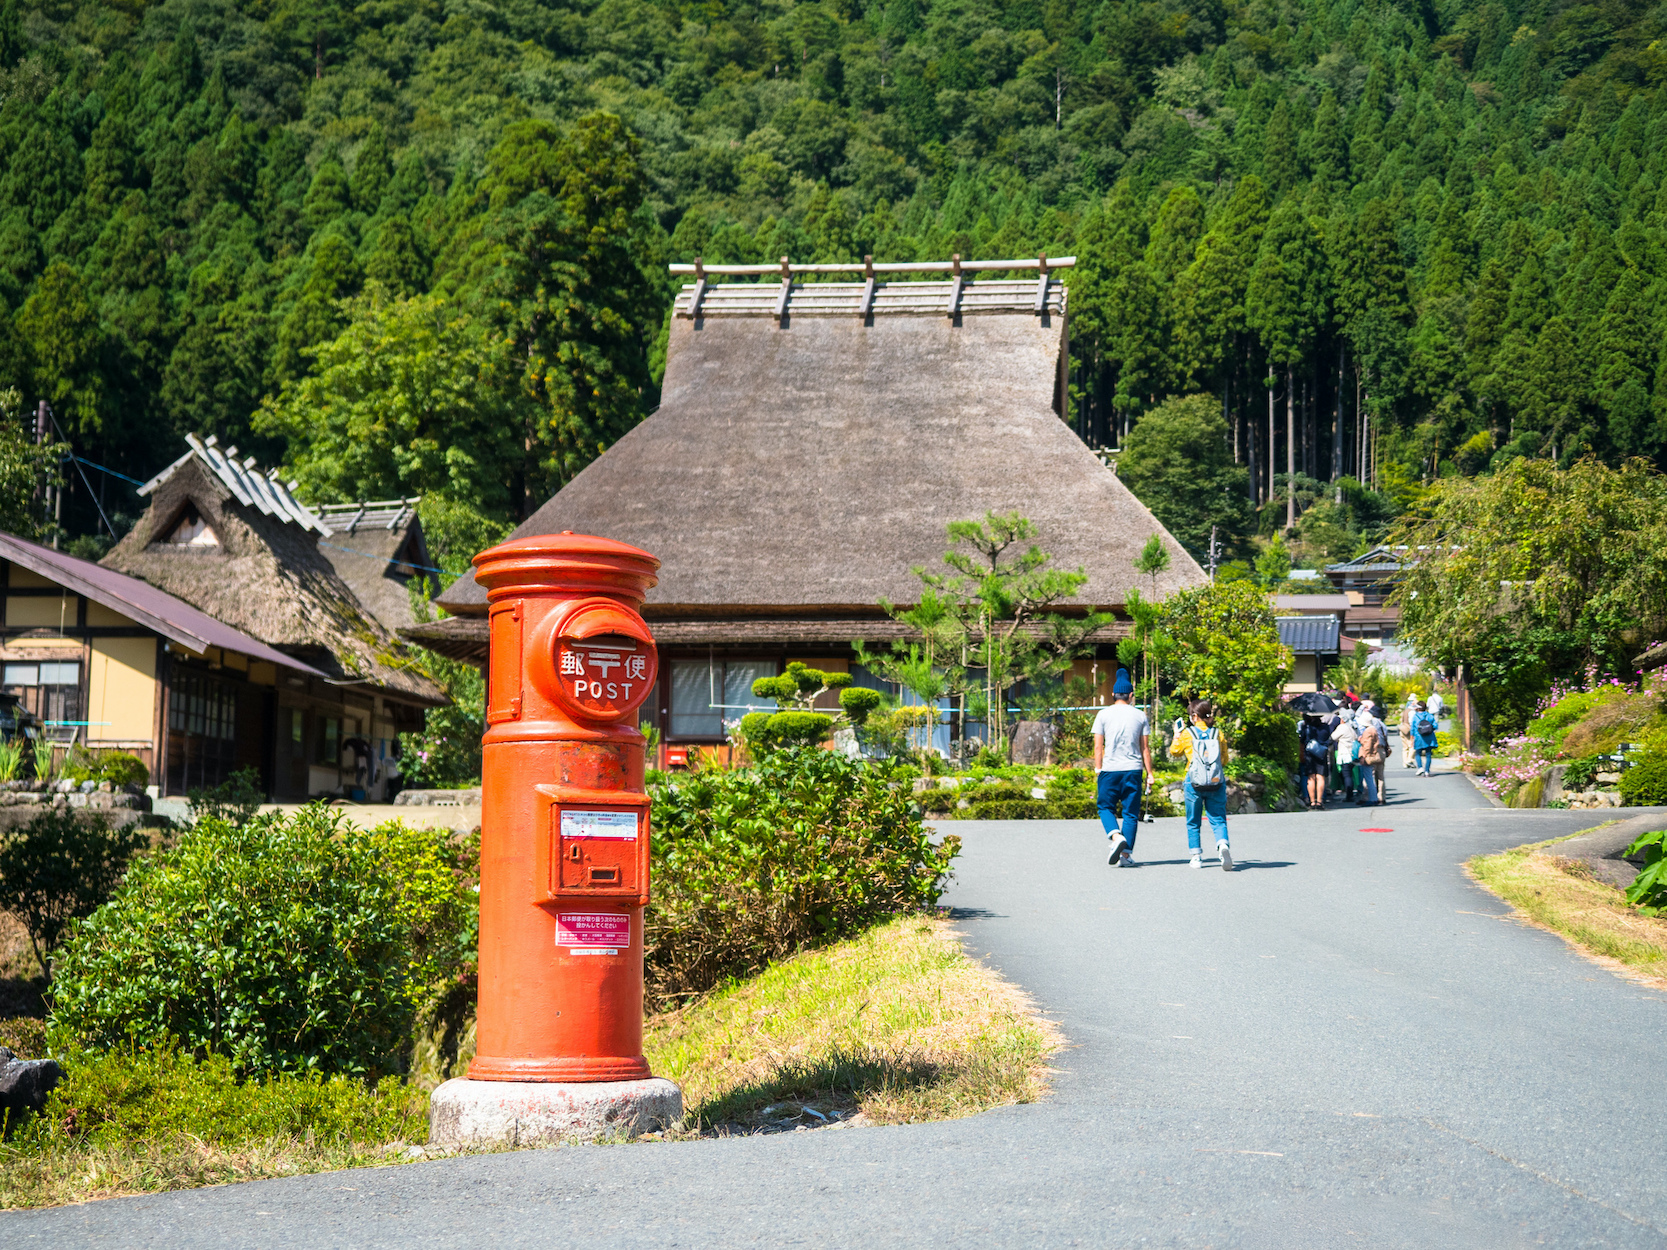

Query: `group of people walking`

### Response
(1089, 666, 1450, 867)
(1091, 667, 1232, 872)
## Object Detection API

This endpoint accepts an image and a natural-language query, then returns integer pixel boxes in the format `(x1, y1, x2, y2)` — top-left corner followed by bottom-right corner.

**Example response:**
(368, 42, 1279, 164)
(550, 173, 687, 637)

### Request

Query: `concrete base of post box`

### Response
(427, 1076, 683, 1147)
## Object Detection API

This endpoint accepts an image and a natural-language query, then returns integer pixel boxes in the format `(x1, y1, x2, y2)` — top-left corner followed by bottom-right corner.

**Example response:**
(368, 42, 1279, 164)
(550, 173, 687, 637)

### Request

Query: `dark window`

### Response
(3, 661, 83, 734)
(317, 716, 340, 764)
(667, 659, 776, 739)
(166, 667, 238, 793)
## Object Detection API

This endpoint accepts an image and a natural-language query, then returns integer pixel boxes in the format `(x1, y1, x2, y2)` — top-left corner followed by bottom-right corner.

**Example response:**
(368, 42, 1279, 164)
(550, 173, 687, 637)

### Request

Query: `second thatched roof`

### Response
(438, 277, 1203, 617)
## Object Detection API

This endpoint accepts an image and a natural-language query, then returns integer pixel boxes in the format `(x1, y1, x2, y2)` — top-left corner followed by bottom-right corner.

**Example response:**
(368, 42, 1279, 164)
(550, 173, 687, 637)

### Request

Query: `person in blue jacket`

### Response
(1410, 700, 1440, 775)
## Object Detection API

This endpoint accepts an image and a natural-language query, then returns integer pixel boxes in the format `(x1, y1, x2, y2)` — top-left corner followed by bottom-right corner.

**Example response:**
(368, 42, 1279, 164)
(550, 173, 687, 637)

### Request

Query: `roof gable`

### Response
(439, 296, 1203, 615)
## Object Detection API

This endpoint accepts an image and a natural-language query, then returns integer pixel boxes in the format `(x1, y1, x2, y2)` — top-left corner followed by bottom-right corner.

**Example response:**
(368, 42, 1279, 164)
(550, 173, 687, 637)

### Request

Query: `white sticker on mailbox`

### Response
(555, 912, 631, 949)
(560, 809, 638, 841)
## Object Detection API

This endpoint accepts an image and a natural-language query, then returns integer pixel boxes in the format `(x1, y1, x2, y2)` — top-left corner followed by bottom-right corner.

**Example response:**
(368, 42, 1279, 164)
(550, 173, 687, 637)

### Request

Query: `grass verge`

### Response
(1468, 829, 1667, 986)
(645, 913, 1061, 1135)
(0, 914, 1056, 1205)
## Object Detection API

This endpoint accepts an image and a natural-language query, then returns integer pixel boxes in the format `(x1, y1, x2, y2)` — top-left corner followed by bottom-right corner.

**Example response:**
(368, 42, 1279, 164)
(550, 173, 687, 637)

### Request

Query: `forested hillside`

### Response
(0, 0, 1662, 563)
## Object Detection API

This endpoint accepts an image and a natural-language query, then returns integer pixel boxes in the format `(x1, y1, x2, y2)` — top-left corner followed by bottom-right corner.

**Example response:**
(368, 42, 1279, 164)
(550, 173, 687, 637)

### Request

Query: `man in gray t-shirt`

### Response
(1093, 668, 1153, 866)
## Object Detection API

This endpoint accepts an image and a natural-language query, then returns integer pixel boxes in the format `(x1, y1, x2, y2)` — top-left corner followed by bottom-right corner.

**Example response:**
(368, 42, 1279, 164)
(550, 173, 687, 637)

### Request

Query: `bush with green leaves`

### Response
(49, 807, 477, 1078)
(0, 811, 149, 975)
(646, 747, 959, 1004)
(1237, 714, 1300, 774)
(187, 767, 263, 826)
(1620, 754, 1667, 808)
(1623, 829, 1667, 914)
(1560, 755, 1604, 792)
(60, 749, 149, 790)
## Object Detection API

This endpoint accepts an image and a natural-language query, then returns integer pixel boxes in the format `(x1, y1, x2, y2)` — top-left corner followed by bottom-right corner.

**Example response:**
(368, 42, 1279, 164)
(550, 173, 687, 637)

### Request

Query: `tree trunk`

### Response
(1286, 365, 1296, 532)
(1333, 342, 1344, 481)
(1266, 375, 1276, 507)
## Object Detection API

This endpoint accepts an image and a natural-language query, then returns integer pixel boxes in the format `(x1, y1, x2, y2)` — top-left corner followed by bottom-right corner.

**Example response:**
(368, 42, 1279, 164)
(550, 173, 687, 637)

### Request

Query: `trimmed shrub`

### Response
(49, 808, 477, 1078)
(739, 710, 833, 750)
(646, 747, 958, 1003)
(61, 749, 148, 790)
(0, 810, 148, 973)
(1237, 713, 1299, 774)
(967, 799, 1098, 820)
(1620, 754, 1667, 807)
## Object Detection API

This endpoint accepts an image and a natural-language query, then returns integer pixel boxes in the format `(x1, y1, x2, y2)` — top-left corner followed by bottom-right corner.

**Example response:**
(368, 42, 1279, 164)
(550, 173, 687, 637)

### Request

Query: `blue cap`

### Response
(1112, 668, 1134, 695)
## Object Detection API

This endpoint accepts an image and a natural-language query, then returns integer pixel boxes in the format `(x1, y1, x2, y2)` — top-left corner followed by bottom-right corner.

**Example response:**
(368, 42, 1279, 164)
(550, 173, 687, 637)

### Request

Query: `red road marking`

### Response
(1360, 828, 1394, 833)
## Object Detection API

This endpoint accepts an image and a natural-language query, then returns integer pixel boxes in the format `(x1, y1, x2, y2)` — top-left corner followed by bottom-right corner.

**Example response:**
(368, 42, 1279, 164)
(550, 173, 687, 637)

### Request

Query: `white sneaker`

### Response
(1118, 853, 1137, 867)
(1107, 833, 1127, 865)
(1189, 852, 1203, 869)
(1218, 841, 1233, 872)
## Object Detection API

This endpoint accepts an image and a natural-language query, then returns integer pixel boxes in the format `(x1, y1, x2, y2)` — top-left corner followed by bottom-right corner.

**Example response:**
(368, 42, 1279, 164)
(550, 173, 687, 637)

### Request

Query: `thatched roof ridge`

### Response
(438, 306, 1202, 617)
(140, 434, 327, 535)
(104, 458, 444, 705)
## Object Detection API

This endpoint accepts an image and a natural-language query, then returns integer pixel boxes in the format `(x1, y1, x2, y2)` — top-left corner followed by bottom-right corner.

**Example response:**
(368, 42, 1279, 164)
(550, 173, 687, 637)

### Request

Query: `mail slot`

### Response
(531, 787, 651, 904)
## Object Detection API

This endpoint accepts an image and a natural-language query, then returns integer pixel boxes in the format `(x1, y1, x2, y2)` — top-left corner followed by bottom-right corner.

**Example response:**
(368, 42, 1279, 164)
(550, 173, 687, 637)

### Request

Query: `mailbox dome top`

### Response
(472, 533, 659, 604)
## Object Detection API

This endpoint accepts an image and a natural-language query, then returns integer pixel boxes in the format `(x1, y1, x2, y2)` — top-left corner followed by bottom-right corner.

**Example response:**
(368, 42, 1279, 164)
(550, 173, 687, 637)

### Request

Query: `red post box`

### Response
(467, 532, 661, 1083)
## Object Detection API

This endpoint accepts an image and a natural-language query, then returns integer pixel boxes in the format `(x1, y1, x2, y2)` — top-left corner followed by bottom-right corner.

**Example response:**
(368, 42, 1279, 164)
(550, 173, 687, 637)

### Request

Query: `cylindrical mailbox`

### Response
(467, 532, 661, 1083)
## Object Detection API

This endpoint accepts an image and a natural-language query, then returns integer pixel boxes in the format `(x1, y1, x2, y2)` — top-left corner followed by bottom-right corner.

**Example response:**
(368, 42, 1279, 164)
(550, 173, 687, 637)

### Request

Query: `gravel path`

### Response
(7, 770, 1666, 1248)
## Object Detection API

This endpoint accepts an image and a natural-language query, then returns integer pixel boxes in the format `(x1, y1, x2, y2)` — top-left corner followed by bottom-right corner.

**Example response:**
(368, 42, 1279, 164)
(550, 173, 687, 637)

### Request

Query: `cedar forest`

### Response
(0, 0, 1663, 574)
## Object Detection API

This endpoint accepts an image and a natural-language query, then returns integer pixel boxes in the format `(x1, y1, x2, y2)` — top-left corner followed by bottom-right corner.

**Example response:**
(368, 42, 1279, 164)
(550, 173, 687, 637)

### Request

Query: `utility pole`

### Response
(34, 401, 55, 549)
(1055, 67, 1064, 129)
(1207, 525, 1219, 584)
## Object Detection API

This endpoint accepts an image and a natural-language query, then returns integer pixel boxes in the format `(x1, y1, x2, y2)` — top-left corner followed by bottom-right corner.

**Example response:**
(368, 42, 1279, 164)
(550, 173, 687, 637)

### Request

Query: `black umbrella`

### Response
(1288, 692, 1338, 714)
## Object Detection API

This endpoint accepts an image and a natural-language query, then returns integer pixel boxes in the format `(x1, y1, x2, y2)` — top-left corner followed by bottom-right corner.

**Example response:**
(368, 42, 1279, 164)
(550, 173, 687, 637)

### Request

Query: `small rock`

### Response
(1029, 787, 1047, 800)
(79, 780, 96, 794)
(0, 1048, 61, 1126)
(956, 798, 971, 810)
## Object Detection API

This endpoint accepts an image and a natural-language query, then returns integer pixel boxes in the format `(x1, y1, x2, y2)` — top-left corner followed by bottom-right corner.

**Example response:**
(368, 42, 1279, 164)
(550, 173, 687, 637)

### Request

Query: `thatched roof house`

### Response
(313, 498, 432, 633)
(0, 530, 327, 794)
(412, 258, 1204, 749)
(101, 435, 443, 799)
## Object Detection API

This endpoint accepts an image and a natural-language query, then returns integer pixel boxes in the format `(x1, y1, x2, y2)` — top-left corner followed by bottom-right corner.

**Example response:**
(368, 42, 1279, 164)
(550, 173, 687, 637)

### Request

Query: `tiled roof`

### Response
(138, 434, 328, 535)
(1276, 615, 1342, 655)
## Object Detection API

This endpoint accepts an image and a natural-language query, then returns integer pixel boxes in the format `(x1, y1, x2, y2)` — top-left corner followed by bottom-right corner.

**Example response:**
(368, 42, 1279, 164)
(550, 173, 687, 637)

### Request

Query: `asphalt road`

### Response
(9, 768, 1667, 1248)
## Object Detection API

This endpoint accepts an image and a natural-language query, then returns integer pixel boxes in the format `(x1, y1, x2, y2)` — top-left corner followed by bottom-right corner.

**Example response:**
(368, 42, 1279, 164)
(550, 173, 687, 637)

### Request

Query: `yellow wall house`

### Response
(0, 530, 328, 793)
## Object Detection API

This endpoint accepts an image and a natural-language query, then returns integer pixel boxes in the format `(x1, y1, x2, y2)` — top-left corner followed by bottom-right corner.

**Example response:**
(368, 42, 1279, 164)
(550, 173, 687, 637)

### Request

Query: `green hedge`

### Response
(49, 807, 477, 1078)
(965, 799, 1098, 820)
(1620, 754, 1667, 807)
(646, 747, 958, 1004)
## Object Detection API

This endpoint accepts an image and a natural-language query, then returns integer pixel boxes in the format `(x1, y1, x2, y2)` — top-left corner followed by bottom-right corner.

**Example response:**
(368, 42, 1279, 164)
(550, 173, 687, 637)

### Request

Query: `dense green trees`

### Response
(0, 0, 1664, 555)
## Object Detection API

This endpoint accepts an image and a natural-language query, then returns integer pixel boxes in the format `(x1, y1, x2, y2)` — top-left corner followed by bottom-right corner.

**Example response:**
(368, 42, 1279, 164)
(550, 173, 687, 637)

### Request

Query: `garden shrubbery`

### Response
(646, 747, 959, 1004)
(49, 807, 478, 1078)
(24, 1044, 427, 1149)
(0, 810, 149, 975)
(60, 748, 149, 790)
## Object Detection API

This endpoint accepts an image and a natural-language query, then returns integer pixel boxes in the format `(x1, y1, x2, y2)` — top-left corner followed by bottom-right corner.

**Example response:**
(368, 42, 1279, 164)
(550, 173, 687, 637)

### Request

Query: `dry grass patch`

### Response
(1468, 836, 1667, 987)
(645, 913, 1061, 1136)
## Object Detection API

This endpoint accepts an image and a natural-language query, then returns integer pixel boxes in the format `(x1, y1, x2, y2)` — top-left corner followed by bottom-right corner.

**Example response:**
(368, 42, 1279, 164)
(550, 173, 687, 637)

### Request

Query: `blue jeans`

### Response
(1415, 747, 1434, 771)
(1354, 763, 1378, 803)
(1183, 778, 1229, 851)
(1097, 769, 1143, 852)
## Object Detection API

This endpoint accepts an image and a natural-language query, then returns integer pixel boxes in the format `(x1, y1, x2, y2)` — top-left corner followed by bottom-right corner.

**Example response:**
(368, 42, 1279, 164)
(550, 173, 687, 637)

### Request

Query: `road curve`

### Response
(7, 769, 1667, 1248)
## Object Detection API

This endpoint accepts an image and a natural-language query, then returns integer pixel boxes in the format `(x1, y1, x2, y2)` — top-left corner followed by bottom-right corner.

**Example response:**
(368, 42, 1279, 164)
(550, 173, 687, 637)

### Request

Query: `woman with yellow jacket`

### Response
(1168, 699, 1233, 871)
